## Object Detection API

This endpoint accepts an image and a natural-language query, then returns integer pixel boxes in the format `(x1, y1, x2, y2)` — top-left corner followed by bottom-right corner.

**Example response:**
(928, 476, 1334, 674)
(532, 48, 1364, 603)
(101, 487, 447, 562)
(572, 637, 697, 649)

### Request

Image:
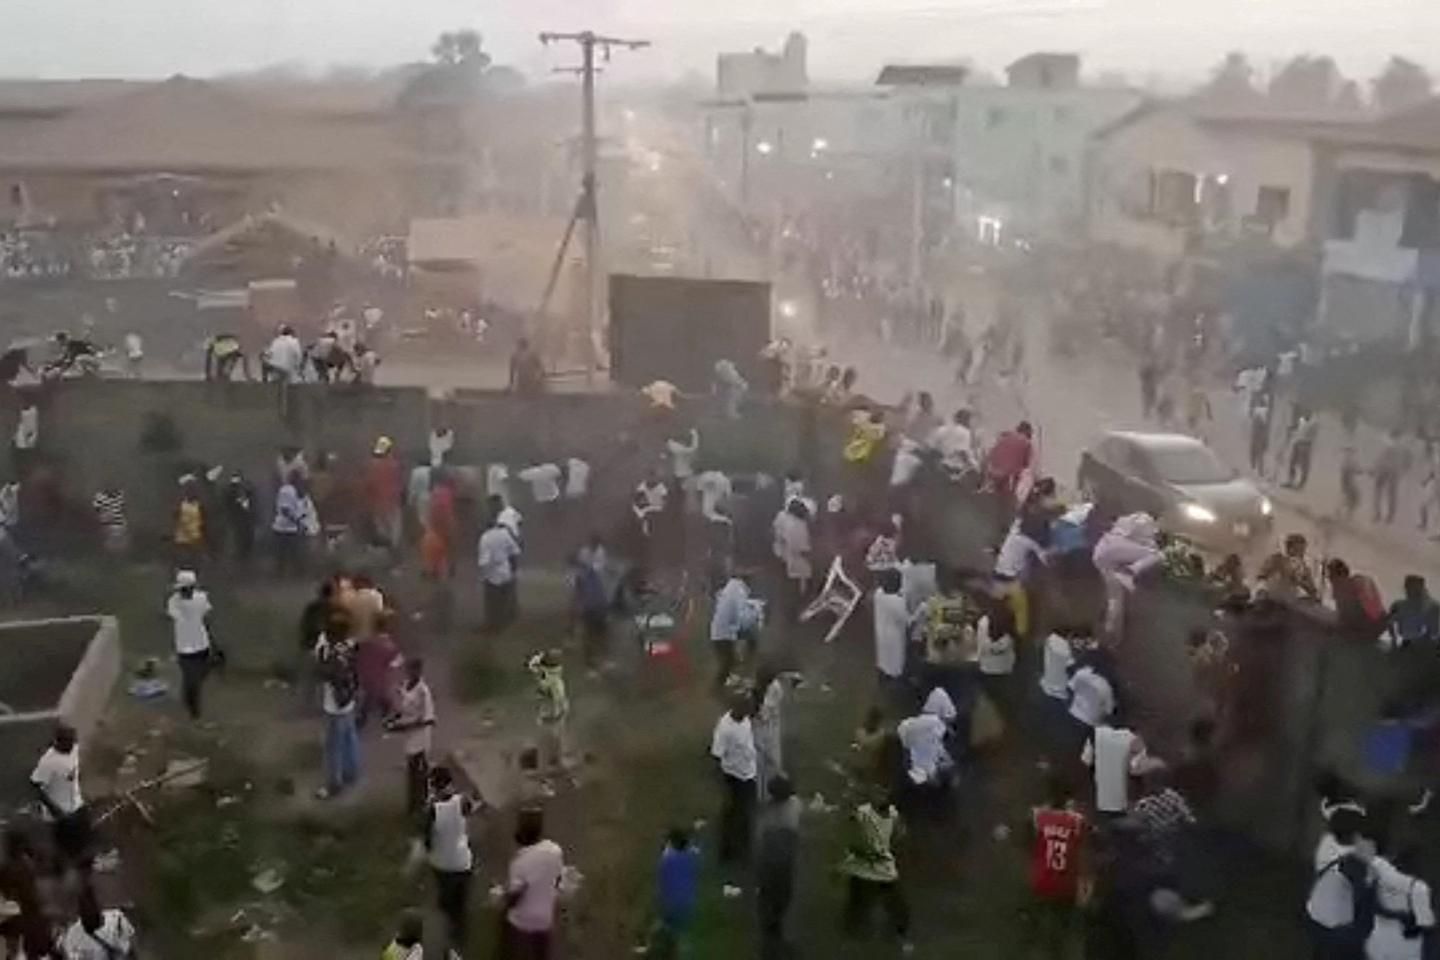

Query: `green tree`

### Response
(1200, 51, 1261, 104)
(431, 29, 491, 70)
(1372, 56, 1433, 114)
(1267, 55, 1345, 110)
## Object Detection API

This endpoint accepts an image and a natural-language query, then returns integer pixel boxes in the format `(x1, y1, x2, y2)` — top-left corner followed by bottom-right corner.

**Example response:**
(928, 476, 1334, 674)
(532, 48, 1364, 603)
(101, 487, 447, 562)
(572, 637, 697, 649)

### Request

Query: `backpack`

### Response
(1312, 854, 1377, 938)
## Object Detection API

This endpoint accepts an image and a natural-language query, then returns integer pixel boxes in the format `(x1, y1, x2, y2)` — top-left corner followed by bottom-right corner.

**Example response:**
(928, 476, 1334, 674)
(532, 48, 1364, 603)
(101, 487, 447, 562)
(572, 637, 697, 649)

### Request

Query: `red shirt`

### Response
(427, 484, 457, 543)
(365, 456, 403, 512)
(986, 431, 1033, 482)
(1030, 807, 1085, 900)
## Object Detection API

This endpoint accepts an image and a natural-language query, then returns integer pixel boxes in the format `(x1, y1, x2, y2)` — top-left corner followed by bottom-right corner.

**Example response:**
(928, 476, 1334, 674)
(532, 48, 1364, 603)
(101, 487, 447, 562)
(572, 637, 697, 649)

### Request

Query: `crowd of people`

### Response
(1, 229, 190, 283)
(9, 262, 1440, 960)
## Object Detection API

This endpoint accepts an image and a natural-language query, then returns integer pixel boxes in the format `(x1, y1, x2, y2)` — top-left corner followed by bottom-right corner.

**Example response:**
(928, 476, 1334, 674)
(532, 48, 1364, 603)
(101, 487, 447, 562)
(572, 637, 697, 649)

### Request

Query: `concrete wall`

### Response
(0, 616, 119, 807)
(3, 379, 822, 542)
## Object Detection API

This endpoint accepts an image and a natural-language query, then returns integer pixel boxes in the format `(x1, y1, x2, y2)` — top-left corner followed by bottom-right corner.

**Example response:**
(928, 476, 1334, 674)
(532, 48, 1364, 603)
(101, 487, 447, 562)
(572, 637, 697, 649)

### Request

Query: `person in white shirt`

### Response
(31, 723, 89, 869)
(428, 426, 454, 468)
(478, 516, 522, 632)
(407, 462, 433, 535)
(13, 402, 37, 457)
(425, 765, 478, 955)
(889, 438, 924, 490)
(518, 462, 563, 504)
(262, 325, 304, 383)
(334, 317, 359, 357)
(272, 473, 317, 577)
(696, 469, 733, 523)
(167, 569, 214, 720)
(565, 457, 590, 500)
(502, 808, 567, 955)
(487, 492, 523, 544)
(1081, 718, 1153, 814)
(1368, 849, 1433, 960)
(1306, 807, 1373, 955)
(993, 516, 1047, 637)
(710, 573, 757, 688)
(666, 427, 700, 489)
(59, 889, 136, 960)
(921, 685, 958, 725)
(637, 470, 668, 514)
(1068, 661, 1115, 730)
(1038, 631, 1075, 701)
(772, 498, 813, 619)
(711, 696, 758, 863)
(929, 409, 976, 477)
(976, 611, 1016, 678)
(124, 331, 144, 378)
(782, 472, 816, 518)
(387, 657, 436, 816)
(897, 696, 952, 787)
(487, 463, 511, 504)
(872, 568, 909, 682)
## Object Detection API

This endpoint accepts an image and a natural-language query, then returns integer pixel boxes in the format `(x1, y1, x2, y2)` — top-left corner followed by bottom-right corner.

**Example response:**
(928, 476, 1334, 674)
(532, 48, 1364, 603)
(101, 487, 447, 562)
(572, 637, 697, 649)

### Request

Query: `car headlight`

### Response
(1180, 502, 1217, 524)
(1259, 497, 1273, 517)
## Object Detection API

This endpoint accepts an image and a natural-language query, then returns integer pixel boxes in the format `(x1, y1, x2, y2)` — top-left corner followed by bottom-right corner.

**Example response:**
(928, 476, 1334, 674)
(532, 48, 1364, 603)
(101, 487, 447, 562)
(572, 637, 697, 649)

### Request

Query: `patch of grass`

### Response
(280, 808, 424, 945)
(451, 636, 521, 704)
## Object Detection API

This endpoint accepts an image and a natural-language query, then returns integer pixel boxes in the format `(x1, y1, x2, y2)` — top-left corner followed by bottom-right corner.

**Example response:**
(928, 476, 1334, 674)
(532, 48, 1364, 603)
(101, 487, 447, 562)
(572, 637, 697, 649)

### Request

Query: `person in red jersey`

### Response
(985, 420, 1035, 502)
(1027, 776, 1088, 959)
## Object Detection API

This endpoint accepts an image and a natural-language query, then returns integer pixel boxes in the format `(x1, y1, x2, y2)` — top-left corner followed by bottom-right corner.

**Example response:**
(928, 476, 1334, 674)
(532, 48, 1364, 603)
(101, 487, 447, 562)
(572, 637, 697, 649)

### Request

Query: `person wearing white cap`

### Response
(167, 570, 214, 719)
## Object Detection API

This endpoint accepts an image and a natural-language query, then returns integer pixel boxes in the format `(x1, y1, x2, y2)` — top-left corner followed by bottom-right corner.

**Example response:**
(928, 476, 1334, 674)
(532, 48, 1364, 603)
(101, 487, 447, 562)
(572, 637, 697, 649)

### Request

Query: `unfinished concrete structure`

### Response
(0, 615, 120, 807)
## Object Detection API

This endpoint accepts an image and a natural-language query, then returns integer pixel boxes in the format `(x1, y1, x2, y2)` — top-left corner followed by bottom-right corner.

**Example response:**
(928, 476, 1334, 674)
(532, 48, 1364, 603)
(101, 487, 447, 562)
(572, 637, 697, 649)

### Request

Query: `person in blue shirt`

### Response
(710, 571, 756, 689)
(654, 827, 701, 958)
(1389, 575, 1440, 648)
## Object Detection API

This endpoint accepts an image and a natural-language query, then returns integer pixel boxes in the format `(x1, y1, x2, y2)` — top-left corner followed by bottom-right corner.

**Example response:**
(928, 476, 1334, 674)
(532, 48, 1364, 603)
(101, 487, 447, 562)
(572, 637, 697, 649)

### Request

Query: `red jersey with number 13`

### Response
(1030, 807, 1085, 900)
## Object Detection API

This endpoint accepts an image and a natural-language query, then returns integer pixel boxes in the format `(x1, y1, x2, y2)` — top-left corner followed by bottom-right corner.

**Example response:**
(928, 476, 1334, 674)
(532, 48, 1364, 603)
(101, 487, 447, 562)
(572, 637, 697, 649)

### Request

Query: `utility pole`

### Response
(739, 105, 753, 206)
(538, 30, 649, 378)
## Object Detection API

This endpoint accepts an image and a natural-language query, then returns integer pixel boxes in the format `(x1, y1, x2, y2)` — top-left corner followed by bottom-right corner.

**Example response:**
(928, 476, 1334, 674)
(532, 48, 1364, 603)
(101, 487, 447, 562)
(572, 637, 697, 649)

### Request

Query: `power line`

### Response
(538, 30, 651, 379)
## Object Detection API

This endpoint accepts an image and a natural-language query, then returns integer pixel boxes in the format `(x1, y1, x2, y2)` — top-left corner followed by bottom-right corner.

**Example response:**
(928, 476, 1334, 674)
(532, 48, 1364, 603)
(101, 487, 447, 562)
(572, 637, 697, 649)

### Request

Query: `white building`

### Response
(948, 54, 1141, 237)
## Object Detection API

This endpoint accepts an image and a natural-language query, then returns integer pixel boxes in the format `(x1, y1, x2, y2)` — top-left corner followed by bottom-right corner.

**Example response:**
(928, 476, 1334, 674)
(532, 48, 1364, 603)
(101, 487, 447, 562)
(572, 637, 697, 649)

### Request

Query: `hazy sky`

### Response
(4, 0, 1438, 86)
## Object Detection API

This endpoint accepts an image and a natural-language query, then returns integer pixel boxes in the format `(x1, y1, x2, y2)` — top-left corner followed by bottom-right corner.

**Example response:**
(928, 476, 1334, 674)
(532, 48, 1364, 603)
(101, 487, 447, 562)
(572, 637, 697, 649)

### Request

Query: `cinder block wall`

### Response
(3, 380, 835, 544)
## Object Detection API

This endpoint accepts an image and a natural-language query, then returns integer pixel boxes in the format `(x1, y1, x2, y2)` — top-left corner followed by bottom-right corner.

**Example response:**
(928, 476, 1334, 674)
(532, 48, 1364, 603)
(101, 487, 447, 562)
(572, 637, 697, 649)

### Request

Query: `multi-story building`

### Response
(948, 53, 1141, 237)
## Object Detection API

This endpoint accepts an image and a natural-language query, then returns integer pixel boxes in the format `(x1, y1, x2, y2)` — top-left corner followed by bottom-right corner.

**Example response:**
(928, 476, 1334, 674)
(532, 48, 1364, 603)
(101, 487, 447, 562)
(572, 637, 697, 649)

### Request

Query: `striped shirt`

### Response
(92, 490, 127, 532)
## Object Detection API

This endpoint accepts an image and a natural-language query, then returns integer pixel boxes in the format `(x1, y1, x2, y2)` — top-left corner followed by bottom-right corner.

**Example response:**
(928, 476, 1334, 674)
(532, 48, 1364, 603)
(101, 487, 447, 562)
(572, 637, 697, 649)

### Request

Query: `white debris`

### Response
(161, 757, 208, 790)
(250, 867, 285, 895)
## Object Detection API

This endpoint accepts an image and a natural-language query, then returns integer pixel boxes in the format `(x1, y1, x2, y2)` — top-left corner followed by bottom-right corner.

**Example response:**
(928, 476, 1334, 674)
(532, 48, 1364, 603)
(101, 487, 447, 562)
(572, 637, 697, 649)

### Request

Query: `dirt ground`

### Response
(0, 537, 1322, 960)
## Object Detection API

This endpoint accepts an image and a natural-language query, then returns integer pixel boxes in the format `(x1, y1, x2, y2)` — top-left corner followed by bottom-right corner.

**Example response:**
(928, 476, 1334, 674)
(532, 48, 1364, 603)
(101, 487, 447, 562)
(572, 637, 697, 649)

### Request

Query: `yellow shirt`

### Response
(844, 419, 887, 464)
(174, 500, 203, 546)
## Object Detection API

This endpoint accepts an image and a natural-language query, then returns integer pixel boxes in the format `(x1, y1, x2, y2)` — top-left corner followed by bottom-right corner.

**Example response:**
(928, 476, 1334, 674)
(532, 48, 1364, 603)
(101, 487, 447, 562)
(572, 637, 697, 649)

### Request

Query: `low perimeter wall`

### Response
(2, 380, 839, 545)
(0, 615, 120, 808)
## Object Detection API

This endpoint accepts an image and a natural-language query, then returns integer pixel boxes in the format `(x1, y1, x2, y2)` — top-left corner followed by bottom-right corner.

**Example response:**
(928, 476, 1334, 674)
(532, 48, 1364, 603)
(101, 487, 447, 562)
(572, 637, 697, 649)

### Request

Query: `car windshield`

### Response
(1141, 444, 1234, 485)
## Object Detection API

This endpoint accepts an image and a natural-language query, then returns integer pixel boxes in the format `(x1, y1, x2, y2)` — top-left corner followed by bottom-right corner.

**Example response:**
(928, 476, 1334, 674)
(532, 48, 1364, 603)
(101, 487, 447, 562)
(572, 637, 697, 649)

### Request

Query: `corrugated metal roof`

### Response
(0, 76, 414, 172)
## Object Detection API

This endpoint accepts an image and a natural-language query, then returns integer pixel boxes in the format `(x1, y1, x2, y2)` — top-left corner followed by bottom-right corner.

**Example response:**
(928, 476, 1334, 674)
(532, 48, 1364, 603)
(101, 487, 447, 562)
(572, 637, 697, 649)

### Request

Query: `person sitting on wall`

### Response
(306, 328, 353, 383)
(204, 333, 251, 382)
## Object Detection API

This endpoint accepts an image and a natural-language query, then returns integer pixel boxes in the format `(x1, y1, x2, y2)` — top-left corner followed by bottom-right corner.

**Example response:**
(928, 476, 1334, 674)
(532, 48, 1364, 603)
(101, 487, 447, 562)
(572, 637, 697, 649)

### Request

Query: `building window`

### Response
(1255, 186, 1291, 225)
(986, 107, 1006, 130)
(1049, 155, 1069, 175)
(1149, 169, 1199, 222)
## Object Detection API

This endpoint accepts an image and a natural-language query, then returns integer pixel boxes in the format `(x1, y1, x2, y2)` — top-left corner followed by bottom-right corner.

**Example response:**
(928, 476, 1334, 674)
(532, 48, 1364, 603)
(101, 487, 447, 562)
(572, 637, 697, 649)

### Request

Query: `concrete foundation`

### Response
(0, 615, 120, 808)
